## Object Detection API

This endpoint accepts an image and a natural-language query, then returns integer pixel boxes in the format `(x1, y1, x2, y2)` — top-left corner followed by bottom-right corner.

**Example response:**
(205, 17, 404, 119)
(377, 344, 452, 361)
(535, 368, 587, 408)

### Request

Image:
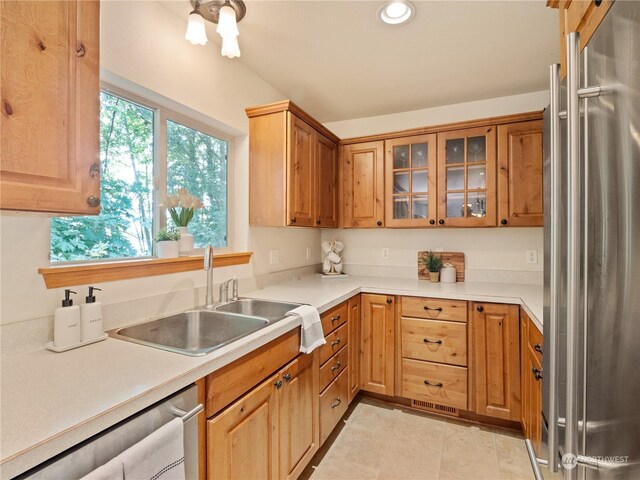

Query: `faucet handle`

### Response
(204, 245, 214, 269)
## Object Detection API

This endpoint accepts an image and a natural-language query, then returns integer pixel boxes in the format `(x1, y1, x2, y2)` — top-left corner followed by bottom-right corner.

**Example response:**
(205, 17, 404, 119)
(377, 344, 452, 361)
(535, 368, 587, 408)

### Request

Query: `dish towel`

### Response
(120, 417, 186, 480)
(287, 305, 326, 353)
(80, 456, 124, 480)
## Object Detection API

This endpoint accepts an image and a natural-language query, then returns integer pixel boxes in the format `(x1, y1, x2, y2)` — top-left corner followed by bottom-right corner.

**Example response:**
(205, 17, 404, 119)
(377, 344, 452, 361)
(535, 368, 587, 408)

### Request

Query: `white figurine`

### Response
(321, 239, 344, 274)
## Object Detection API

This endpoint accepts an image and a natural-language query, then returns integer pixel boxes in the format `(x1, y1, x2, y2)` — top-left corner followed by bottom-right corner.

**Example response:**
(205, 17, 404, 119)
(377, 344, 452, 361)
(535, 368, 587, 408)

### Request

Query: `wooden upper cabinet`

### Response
(315, 133, 338, 228)
(436, 126, 497, 227)
(360, 294, 395, 395)
(497, 120, 544, 227)
(0, 0, 100, 214)
(247, 101, 339, 228)
(472, 302, 521, 421)
(341, 141, 385, 228)
(287, 114, 315, 227)
(385, 134, 437, 228)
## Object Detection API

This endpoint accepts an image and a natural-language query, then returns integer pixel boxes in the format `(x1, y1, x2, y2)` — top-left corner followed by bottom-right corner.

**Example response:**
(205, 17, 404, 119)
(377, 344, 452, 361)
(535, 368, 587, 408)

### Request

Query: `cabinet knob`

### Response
(316, 219, 321, 225)
(476, 305, 484, 313)
(283, 373, 292, 382)
(501, 219, 508, 225)
(89, 163, 100, 178)
(274, 380, 283, 389)
(87, 195, 100, 208)
(386, 298, 393, 304)
(533, 368, 543, 381)
(534, 343, 543, 354)
(429, 219, 435, 225)
(291, 217, 297, 224)
(376, 220, 383, 227)
(38, 40, 47, 51)
(76, 43, 86, 57)
(438, 219, 445, 225)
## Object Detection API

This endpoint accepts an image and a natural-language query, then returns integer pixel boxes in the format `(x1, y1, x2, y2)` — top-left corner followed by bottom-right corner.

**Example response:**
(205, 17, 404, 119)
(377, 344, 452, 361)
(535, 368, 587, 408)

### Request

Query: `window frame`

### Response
(50, 82, 235, 265)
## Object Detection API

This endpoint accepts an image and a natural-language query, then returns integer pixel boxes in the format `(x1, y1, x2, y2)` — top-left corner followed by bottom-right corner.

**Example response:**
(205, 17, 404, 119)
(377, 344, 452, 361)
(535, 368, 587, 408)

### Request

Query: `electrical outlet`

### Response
(382, 248, 390, 260)
(526, 249, 538, 264)
(306, 247, 311, 260)
(270, 249, 280, 265)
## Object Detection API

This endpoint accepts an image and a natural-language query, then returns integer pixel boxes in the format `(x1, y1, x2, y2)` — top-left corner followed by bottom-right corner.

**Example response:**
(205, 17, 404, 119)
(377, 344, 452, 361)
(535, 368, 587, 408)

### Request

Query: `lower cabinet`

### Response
(520, 308, 543, 453)
(319, 368, 349, 445)
(347, 295, 361, 402)
(472, 302, 521, 421)
(360, 294, 396, 395)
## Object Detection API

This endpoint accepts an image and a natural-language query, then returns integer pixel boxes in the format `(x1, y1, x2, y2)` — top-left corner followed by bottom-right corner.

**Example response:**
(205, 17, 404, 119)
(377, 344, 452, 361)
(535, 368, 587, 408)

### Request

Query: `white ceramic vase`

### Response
(157, 240, 180, 259)
(178, 226, 194, 254)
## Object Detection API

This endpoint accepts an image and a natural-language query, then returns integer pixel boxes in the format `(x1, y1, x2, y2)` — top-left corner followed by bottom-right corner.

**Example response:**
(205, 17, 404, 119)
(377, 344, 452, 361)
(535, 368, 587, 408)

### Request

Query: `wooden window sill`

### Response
(38, 252, 253, 289)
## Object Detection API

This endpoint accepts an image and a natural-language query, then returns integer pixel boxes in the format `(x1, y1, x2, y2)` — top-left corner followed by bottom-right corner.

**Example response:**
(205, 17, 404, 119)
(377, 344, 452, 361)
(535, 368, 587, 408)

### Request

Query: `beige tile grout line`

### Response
(373, 406, 402, 479)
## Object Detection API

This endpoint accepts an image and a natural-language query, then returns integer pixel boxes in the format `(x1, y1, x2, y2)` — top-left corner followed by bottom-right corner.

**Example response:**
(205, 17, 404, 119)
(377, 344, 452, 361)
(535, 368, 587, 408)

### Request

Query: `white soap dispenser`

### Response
(80, 286, 103, 341)
(54, 289, 81, 348)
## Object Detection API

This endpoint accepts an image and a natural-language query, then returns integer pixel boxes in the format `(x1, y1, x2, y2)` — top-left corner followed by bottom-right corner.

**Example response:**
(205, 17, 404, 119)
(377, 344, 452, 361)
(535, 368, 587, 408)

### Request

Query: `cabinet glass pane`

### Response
(446, 193, 465, 218)
(446, 166, 464, 191)
(411, 143, 428, 167)
(468, 192, 487, 217)
(412, 196, 428, 219)
(393, 196, 410, 219)
(467, 136, 486, 163)
(412, 170, 428, 193)
(446, 139, 464, 164)
(468, 165, 486, 189)
(393, 172, 410, 193)
(393, 145, 410, 169)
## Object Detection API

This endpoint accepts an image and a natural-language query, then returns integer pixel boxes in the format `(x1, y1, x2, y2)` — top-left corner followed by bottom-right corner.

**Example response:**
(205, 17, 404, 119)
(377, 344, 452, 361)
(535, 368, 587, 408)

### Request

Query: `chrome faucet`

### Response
(204, 245, 215, 308)
(219, 277, 239, 303)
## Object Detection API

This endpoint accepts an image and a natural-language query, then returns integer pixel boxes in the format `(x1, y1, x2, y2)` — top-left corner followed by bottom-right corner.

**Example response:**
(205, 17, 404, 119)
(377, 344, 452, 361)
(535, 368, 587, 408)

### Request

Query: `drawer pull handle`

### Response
(331, 314, 341, 323)
(423, 306, 443, 312)
(423, 338, 443, 345)
(424, 380, 444, 388)
(331, 361, 341, 372)
(331, 338, 342, 347)
(331, 397, 342, 408)
(534, 343, 543, 354)
(533, 368, 543, 381)
(283, 373, 292, 382)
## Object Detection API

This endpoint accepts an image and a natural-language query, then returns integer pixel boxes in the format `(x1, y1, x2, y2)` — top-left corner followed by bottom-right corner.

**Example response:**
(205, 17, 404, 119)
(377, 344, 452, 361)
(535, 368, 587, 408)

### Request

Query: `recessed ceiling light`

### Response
(378, 0, 415, 25)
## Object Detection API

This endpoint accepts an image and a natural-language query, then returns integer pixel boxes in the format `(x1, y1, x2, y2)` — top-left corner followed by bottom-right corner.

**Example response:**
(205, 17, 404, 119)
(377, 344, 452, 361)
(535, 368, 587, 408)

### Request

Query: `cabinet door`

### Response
(0, 0, 100, 214)
(348, 294, 361, 403)
(315, 133, 338, 228)
(341, 141, 385, 228)
(287, 113, 315, 227)
(436, 126, 496, 227)
(385, 134, 437, 227)
(472, 302, 521, 421)
(360, 294, 395, 395)
(526, 345, 543, 453)
(520, 309, 530, 434)
(278, 354, 318, 480)
(497, 120, 544, 227)
(207, 374, 279, 480)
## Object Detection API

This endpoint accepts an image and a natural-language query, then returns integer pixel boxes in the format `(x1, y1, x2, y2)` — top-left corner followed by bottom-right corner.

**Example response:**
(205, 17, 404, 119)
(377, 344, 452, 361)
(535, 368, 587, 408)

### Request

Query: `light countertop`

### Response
(0, 275, 542, 479)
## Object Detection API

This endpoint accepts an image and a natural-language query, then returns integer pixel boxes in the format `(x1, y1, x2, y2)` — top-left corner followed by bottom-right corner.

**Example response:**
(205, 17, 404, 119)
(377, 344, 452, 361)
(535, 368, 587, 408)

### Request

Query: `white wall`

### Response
(323, 91, 548, 284)
(0, 0, 321, 328)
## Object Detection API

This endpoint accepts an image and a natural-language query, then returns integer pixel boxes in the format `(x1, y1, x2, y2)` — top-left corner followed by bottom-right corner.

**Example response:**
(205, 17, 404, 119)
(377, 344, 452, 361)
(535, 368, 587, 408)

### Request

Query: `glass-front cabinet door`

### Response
(384, 134, 437, 227)
(436, 126, 497, 227)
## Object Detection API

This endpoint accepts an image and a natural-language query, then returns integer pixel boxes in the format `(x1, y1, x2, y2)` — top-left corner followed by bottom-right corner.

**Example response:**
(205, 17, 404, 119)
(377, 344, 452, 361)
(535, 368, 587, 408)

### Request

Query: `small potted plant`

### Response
(423, 251, 444, 283)
(156, 228, 181, 259)
(159, 188, 204, 254)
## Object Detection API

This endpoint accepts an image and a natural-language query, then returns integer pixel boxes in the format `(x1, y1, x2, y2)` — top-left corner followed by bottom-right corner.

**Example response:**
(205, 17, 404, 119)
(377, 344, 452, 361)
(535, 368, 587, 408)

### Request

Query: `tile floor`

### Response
(301, 397, 561, 480)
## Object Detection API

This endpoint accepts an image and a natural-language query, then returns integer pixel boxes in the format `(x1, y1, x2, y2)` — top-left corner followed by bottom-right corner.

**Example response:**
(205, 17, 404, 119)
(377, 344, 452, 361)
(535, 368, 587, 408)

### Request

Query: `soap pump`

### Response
(54, 289, 81, 348)
(80, 286, 103, 341)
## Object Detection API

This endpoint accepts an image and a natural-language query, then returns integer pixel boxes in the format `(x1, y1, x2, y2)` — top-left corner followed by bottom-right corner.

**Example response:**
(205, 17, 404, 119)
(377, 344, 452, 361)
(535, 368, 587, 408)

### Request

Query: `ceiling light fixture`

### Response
(378, 0, 415, 25)
(185, 0, 246, 58)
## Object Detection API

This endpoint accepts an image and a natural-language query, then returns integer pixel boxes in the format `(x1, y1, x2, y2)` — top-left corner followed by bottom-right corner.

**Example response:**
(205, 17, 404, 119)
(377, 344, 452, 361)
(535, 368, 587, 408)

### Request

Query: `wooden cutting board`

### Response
(418, 251, 465, 282)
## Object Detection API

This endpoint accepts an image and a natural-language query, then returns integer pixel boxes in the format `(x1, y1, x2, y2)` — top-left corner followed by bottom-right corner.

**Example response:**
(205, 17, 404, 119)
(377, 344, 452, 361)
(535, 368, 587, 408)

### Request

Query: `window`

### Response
(50, 89, 230, 263)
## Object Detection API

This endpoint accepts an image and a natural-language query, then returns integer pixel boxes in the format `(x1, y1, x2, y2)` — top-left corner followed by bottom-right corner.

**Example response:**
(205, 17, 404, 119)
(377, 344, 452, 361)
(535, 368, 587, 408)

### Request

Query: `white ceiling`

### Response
(161, 1, 559, 123)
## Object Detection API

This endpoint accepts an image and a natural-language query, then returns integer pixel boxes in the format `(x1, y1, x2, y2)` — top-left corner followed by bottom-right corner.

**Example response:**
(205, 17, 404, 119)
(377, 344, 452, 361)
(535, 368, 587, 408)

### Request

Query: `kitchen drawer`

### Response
(321, 301, 348, 335)
(319, 368, 349, 445)
(318, 322, 348, 365)
(528, 317, 543, 362)
(401, 358, 468, 410)
(401, 297, 467, 323)
(402, 318, 467, 366)
(319, 345, 348, 393)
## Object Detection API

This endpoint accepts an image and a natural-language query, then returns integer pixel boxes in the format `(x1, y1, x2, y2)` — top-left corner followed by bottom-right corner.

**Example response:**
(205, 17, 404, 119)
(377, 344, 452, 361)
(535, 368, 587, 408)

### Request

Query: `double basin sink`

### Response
(108, 299, 301, 356)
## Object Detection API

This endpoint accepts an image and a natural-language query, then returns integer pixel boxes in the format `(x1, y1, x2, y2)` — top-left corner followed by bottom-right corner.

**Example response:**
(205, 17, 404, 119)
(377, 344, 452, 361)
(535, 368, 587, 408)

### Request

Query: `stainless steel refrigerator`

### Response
(531, 1, 640, 479)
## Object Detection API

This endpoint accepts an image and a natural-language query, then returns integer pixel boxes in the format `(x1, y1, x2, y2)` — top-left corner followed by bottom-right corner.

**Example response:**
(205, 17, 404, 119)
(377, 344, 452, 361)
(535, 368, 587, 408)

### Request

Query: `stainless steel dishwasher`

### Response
(16, 384, 202, 480)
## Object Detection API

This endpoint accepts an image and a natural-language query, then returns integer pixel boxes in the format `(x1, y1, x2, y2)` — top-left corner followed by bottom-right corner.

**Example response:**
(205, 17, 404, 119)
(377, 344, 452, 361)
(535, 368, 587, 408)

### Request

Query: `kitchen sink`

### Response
(215, 298, 301, 321)
(109, 310, 269, 356)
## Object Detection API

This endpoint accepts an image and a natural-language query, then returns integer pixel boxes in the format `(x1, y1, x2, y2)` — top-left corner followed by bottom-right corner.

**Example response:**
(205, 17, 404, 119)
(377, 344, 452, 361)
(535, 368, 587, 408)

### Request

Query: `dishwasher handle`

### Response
(171, 403, 204, 423)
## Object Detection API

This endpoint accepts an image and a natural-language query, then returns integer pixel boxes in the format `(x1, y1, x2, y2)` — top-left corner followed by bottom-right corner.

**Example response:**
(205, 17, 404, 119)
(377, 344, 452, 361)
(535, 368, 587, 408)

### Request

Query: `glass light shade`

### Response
(378, 1, 415, 25)
(216, 6, 239, 37)
(185, 12, 208, 45)
(221, 35, 241, 58)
